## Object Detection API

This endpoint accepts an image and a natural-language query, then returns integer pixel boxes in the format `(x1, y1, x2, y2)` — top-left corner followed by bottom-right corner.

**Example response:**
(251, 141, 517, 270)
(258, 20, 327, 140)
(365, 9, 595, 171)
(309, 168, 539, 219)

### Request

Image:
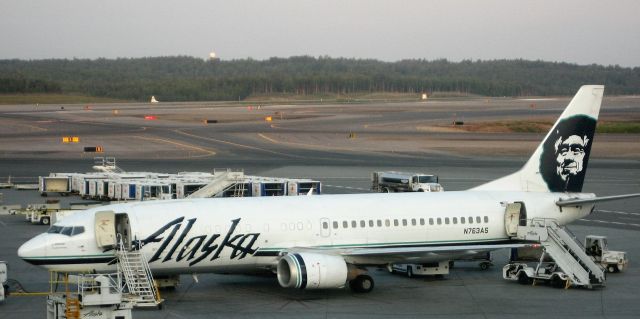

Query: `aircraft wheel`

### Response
(350, 275, 374, 293)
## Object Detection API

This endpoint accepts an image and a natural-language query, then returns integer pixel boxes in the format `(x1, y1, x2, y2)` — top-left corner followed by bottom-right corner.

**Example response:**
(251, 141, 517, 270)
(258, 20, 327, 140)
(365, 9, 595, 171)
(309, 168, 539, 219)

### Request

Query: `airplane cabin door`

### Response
(95, 211, 116, 248)
(94, 211, 133, 250)
(504, 202, 527, 237)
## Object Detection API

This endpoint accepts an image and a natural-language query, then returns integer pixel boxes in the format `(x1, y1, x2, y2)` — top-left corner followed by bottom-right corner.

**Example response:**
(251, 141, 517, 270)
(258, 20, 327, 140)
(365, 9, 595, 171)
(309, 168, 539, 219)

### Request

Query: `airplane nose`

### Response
(18, 234, 48, 265)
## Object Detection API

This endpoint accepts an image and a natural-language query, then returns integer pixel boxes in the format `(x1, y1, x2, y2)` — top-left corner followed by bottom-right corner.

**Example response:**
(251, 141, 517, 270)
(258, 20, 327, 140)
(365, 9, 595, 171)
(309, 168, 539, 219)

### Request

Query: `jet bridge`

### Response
(505, 203, 606, 288)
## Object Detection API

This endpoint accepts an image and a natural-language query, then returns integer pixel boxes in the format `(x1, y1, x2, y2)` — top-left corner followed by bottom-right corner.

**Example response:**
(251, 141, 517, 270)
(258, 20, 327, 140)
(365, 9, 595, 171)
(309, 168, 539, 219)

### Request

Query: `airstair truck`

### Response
(372, 171, 443, 193)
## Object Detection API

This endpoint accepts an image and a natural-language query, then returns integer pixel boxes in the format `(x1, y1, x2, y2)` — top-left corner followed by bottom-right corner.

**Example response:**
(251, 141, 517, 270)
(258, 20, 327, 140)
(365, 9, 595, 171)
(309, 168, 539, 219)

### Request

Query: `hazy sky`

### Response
(1, 0, 639, 66)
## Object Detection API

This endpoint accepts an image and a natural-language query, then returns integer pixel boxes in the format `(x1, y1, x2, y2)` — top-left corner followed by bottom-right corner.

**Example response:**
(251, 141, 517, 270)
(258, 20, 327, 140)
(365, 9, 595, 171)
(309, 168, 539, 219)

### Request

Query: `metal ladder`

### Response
(116, 238, 162, 307)
(517, 219, 606, 288)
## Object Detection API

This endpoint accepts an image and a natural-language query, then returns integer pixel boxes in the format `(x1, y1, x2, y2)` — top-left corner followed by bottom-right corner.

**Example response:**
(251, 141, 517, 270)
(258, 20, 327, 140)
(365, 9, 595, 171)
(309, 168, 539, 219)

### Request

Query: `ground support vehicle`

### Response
(503, 262, 572, 289)
(371, 171, 443, 193)
(391, 261, 450, 277)
(585, 235, 628, 273)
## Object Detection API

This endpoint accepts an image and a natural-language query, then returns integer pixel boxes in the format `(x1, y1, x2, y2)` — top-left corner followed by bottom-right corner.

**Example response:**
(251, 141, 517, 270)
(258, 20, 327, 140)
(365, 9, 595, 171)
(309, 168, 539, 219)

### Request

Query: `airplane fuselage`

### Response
(18, 190, 593, 274)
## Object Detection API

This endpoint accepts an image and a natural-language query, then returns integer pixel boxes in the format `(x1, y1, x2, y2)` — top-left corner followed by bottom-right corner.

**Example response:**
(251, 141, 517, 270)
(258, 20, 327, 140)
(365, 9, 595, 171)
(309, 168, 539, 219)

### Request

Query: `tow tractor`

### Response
(585, 235, 628, 273)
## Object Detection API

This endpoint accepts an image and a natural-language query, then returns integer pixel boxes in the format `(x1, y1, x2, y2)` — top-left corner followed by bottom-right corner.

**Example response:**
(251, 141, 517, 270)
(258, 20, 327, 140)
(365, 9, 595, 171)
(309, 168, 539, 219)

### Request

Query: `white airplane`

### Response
(18, 85, 640, 293)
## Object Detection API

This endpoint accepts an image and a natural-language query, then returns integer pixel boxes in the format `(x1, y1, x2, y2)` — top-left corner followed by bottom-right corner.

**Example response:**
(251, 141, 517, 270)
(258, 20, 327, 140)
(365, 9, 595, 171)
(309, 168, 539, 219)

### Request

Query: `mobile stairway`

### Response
(187, 169, 244, 198)
(116, 238, 163, 307)
(515, 218, 606, 289)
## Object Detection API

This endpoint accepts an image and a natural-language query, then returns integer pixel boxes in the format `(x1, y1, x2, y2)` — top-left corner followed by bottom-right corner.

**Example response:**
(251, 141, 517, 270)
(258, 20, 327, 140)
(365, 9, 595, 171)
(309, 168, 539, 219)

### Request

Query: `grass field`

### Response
(0, 94, 131, 105)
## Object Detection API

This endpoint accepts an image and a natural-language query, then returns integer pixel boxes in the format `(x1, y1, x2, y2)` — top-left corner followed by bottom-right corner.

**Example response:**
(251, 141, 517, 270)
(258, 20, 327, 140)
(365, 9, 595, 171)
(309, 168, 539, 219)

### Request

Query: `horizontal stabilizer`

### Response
(556, 193, 640, 206)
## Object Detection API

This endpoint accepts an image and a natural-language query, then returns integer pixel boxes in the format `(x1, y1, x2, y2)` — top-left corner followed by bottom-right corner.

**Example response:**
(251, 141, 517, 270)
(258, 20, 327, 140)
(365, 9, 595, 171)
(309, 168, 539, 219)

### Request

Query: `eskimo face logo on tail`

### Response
(540, 115, 596, 192)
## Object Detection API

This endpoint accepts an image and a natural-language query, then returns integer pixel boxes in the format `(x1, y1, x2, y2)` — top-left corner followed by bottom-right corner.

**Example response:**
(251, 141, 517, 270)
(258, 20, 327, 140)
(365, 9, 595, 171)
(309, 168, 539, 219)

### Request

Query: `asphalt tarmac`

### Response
(0, 97, 639, 318)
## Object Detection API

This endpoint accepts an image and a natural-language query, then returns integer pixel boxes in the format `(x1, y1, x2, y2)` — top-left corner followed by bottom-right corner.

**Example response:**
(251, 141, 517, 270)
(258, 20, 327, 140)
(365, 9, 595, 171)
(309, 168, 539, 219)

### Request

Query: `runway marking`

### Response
(0, 220, 6, 227)
(594, 209, 640, 216)
(579, 219, 640, 228)
(132, 135, 216, 158)
(175, 130, 304, 158)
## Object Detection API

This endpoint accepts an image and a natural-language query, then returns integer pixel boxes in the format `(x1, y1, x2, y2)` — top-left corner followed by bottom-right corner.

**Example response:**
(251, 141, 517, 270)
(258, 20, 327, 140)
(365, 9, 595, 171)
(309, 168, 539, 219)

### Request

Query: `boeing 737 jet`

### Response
(18, 85, 640, 293)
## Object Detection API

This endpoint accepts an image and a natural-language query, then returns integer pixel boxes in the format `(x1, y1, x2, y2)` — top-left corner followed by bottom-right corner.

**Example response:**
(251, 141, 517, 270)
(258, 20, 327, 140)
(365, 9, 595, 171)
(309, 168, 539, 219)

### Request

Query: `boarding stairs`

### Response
(188, 169, 244, 198)
(116, 238, 162, 307)
(93, 157, 125, 173)
(516, 218, 606, 288)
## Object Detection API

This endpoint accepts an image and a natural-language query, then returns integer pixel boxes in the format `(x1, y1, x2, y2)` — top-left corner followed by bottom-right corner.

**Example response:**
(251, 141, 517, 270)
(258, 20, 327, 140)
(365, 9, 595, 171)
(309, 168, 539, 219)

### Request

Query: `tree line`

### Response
(0, 56, 638, 101)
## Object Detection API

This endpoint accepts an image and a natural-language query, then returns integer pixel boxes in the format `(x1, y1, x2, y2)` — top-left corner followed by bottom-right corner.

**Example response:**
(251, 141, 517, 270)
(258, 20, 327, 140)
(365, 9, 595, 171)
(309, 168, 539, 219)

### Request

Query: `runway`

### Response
(0, 96, 639, 318)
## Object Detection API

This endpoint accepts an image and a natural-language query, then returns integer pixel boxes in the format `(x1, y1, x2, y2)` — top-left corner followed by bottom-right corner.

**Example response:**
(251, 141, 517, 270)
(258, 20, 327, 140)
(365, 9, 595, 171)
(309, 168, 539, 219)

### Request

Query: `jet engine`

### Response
(277, 252, 348, 289)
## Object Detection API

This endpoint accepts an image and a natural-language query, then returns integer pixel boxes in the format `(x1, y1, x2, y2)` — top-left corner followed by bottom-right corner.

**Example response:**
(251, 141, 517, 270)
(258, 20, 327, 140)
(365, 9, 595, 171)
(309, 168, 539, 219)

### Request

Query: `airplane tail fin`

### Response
(473, 85, 604, 193)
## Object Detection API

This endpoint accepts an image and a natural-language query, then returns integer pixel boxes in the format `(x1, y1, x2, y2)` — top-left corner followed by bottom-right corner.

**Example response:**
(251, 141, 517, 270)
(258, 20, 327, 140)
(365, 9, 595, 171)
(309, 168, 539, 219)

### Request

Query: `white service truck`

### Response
(371, 171, 443, 193)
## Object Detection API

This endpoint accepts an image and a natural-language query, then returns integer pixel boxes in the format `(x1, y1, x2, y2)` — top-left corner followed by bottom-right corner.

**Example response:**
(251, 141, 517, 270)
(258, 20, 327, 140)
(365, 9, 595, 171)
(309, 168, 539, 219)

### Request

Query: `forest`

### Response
(1, 56, 638, 101)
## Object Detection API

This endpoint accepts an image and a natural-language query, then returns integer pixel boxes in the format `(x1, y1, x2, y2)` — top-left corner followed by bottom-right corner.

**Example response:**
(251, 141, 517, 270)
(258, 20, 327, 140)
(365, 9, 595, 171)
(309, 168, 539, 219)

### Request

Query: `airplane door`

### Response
(320, 218, 331, 238)
(94, 211, 132, 250)
(95, 211, 116, 248)
(504, 202, 526, 237)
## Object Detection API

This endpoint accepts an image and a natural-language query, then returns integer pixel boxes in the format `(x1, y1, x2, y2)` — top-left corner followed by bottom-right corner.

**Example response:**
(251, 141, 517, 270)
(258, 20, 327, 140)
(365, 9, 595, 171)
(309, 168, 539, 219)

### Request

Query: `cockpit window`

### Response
(47, 225, 63, 234)
(61, 227, 73, 236)
(71, 226, 85, 236)
(48, 225, 84, 236)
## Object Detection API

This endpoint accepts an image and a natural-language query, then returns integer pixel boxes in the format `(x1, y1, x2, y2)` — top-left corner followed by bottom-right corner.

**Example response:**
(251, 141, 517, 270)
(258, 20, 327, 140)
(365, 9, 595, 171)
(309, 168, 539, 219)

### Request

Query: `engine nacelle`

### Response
(277, 253, 348, 289)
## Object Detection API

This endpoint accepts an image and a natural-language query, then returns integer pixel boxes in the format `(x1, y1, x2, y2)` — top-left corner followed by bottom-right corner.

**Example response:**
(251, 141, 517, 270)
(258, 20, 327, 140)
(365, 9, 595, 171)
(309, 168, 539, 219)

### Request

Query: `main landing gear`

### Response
(349, 274, 374, 293)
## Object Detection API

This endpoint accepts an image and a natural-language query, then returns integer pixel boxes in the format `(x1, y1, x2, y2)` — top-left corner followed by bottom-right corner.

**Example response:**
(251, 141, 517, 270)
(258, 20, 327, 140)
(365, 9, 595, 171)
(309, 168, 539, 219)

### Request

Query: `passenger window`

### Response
(461, 217, 465, 224)
(453, 217, 457, 224)
(484, 216, 489, 223)
(377, 220, 382, 227)
(322, 222, 329, 229)
(333, 221, 338, 229)
(420, 218, 425, 225)
(468, 217, 473, 224)
(476, 216, 481, 223)
(411, 218, 417, 226)
(394, 219, 399, 227)
(71, 226, 85, 236)
(385, 219, 390, 227)
(429, 218, 434, 225)
(445, 217, 450, 224)
(352, 220, 357, 228)
(369, 220, 374, 227)
(402, 219, 407, 226)
(437, 218, 442, 225)
(343, 221, 348, 228)
(360, 220, 366, 228)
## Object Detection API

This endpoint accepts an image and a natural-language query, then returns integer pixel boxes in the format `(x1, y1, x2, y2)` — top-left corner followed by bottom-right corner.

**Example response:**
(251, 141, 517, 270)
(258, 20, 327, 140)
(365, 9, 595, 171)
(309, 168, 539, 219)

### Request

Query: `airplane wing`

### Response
(556, 193, 640, 207)
(270, 242, 537, 265)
